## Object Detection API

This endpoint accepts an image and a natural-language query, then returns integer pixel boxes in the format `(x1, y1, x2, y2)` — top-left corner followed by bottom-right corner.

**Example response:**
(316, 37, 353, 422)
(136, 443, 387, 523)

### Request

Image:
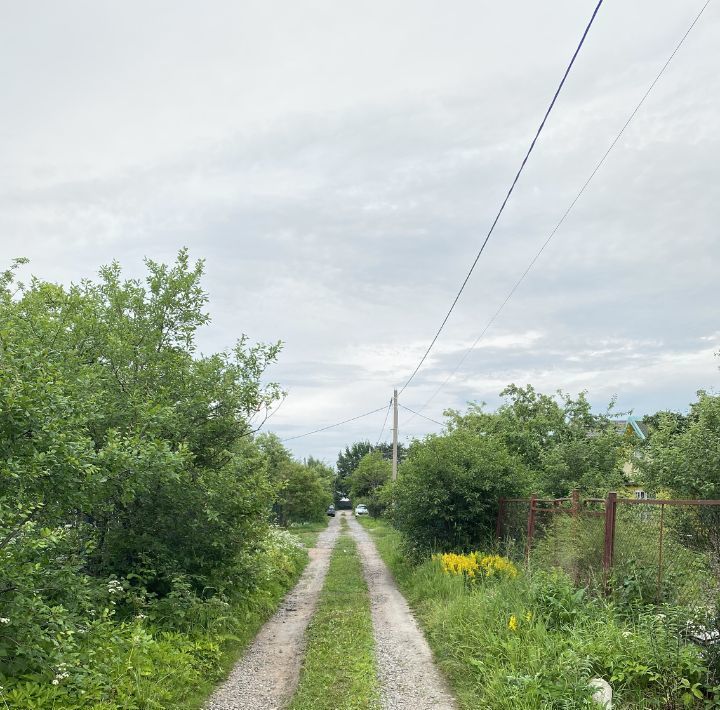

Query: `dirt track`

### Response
(205, 512, 456, 709)
(205, 516, 340, 710)
(347, 515, 457, 710)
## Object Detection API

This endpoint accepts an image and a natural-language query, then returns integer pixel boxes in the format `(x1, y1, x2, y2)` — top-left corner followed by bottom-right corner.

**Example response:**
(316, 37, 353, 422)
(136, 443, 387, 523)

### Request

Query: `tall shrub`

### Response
(392, 429, 528, 551)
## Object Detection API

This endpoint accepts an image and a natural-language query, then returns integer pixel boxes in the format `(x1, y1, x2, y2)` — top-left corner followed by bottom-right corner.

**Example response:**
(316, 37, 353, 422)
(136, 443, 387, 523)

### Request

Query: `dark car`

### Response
(326, 505, 336, 517)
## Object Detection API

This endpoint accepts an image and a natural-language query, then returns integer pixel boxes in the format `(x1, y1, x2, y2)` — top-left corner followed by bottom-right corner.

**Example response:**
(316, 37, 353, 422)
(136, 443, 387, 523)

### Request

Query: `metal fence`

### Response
(497, 490, 720, 607)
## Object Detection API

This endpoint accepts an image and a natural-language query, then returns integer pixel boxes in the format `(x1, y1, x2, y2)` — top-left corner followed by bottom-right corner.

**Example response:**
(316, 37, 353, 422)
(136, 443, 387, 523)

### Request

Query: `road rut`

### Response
(347, 515, 457, 710)
(205, 516, 340, 710)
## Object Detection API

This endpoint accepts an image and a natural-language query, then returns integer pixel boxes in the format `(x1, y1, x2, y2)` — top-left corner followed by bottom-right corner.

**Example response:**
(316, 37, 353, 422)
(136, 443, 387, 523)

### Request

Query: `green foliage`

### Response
(446, 385, 625, 497)
(336, 441, 374, 497)
(0, 527, 307, 709)
(276, 463, 332, 524)
(0, 253, 327, 706)
(335, 440, 405, 499)
(641, 392, 720, 498)
(392, 428, 528, 552)
(361, 519, 720, 709)
(348, 451, 391, 516)
(1, 251, 283, 595)
(258, 434, 333, 524)
(642, 411, 691, 438)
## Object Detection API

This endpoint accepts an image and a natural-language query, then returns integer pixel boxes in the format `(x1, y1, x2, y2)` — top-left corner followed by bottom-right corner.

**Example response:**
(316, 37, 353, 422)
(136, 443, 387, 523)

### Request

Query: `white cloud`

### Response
(1, 0, 719, 462)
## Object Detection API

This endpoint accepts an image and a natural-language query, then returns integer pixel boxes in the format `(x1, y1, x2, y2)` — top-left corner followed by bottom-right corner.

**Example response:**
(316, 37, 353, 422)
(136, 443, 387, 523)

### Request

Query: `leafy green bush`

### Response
(0, 525, 307, 709)
(0, 253, 321, 706)
(391, 429, 528, 552)
(257, 435, 333, 524)
(348, 451, 391, 517)
(445, 385, 626, 497)
(641, 392, 720, 499)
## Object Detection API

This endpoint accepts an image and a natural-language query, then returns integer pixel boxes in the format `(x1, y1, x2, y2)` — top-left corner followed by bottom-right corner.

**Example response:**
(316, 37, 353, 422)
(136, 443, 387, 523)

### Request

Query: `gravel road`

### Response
(347, 514, 457, 710)
(204, 516, 340, 710)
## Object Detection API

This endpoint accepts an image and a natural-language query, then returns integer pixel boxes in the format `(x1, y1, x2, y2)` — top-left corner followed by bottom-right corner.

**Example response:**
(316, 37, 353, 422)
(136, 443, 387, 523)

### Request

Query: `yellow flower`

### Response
(508, 615, 518, 632)
(524, 611, 532, 622)
(437, 552, 518, 581)
(437, 552, 480, 578)
(477, 554, 518, 579)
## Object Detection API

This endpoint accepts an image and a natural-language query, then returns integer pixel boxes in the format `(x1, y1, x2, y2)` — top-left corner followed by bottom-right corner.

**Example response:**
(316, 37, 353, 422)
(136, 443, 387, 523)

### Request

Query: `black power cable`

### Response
(399, 0, 605, 395)
(374, 398, 393, 447)
(404, 0, 713, 423)
(280, 405, 388, 442)
(398, 403, 445, 428)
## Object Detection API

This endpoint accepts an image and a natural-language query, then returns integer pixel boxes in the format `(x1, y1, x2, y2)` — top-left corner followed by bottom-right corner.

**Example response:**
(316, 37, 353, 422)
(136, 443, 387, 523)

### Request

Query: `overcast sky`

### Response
(2, 0, 719, 464)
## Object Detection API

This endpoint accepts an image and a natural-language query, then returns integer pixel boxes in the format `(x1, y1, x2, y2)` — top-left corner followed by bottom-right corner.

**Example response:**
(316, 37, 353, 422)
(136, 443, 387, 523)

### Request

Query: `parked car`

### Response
(326, 505, 336, 517)
(354, 504, 368, 516)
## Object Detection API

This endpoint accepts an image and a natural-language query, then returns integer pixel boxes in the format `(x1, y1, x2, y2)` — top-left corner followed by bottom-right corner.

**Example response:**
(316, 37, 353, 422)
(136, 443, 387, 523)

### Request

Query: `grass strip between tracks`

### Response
(290, 516, 380, 710)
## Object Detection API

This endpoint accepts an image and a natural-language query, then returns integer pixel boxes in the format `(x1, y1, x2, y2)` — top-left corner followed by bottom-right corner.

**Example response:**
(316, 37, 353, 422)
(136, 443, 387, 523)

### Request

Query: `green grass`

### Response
(288, 518, 330, 548)
(290, 518, 380, 710)
(0, 534, 310, 710)
(358, 518, 719, 709)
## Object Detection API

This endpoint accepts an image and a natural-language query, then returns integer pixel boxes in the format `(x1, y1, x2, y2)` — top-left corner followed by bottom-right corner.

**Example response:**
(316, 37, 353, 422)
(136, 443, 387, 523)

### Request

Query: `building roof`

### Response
(612, 416, 648, 441)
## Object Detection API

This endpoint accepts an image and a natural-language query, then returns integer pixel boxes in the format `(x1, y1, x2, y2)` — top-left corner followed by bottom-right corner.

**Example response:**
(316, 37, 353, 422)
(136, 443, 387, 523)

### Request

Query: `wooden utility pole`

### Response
(392, 389, 398, 480)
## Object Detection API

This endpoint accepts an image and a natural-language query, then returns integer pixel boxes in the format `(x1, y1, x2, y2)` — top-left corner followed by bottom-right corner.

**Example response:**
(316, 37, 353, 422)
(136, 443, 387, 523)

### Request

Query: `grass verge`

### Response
(290, 517, 379, 710)
(0, 529, 309, 710)
(288, 518, 330, 548)
(183, 538, 308, 709)
(358, 517, 719, 709)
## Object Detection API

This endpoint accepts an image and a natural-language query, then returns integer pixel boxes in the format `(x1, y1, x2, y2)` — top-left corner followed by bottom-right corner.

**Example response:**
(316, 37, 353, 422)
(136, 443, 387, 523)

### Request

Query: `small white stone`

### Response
(590, 677, 612, 708)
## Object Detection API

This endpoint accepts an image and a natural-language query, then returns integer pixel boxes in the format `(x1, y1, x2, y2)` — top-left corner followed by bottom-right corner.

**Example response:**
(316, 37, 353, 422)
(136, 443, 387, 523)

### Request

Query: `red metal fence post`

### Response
(525, 495, 537, 568)
(496, 498, 505, 541)
(603, 491, 617, 593)
(657, 503, 665, 604)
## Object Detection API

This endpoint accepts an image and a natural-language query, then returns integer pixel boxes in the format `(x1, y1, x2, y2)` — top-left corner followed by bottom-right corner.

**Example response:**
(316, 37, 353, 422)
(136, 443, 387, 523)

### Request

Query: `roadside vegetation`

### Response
(288, 520, 331, 549)
(0, 253, 333, 709)
(361, 518, 719, 708)
(291, 517, 379, 710)
(348, 382, 720, 708)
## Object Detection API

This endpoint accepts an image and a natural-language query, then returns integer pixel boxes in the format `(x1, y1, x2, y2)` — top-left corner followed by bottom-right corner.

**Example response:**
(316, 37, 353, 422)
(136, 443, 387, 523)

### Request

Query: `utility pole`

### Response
(392, 389, 398, 480)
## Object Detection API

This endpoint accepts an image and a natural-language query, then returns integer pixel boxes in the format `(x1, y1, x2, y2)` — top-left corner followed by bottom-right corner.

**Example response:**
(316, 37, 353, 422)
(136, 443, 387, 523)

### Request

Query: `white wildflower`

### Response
(0, 618, 9, 624)
(52, 679, 59, 685)
(107, 579, 123, 595)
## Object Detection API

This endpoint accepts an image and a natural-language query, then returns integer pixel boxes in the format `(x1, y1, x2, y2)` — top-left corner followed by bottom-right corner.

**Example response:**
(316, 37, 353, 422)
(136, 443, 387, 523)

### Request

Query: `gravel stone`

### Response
(204, 517, 340, 710)
(347, 514, 457, 710)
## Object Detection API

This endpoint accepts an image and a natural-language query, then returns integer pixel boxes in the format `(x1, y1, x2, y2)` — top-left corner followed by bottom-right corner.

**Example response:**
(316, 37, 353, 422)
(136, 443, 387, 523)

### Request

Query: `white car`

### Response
(354, 504, 369, 516)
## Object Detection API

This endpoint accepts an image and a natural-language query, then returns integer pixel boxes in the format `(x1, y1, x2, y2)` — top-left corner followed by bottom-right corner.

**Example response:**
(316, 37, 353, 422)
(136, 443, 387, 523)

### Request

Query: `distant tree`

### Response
(275, 462, 332, 524)
(348, 452, 391, 516)
(373, 441, 407, 463)
(641, 392, 720, 498)
(336, 440, 406, 498)
(256, 435, 333, 522)
(305, 456, 336, 493)
(336, 441, 373, 495)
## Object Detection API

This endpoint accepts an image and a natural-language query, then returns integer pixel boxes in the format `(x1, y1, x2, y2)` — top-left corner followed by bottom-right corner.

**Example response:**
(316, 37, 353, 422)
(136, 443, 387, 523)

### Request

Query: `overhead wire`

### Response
(280, 405, 388, 442)
(398, 0, 604, 396)
(403, 0, 713, 425)
(398, 403, 446, 428)
(374, 398, 393, 447)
